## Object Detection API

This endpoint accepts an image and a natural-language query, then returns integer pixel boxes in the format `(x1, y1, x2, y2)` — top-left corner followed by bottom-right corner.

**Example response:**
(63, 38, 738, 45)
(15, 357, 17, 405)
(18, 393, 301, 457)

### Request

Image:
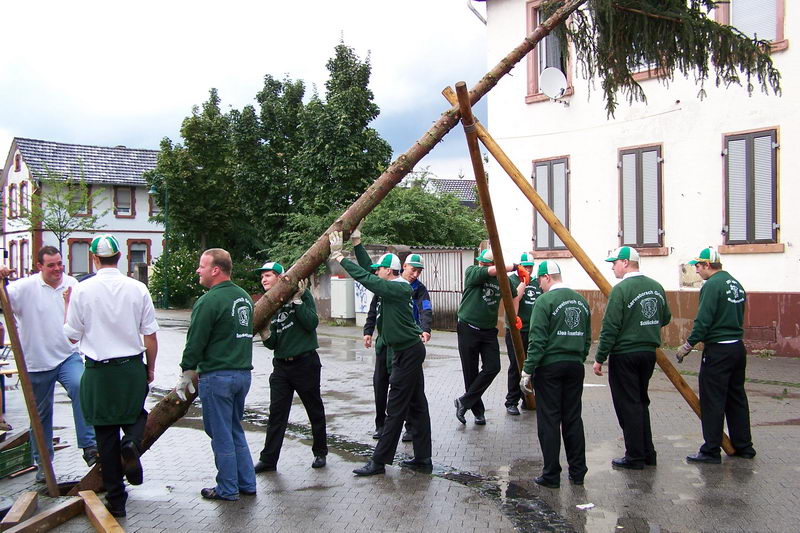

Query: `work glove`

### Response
(292, 279, 308, 305)
(520, 371, 533, 394)
(675, 341, 693, 364)
(329, 231, 344, 262)
(174, 370, 197, 402)
(514, 316, 523, 330)
(517, 265, 531, 286)
(350, 220, 364, 246)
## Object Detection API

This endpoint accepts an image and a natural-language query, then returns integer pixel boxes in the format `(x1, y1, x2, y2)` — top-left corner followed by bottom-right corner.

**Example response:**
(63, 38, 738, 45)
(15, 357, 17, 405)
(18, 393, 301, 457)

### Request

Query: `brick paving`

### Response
(1, 309, 798, 532)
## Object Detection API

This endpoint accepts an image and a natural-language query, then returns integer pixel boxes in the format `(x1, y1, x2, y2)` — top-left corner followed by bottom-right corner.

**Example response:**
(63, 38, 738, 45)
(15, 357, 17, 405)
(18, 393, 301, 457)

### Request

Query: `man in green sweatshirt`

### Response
(454, 249, 517, 426)
(329, 230, 432, 476)
(505, 252, 541, 415)
(253, 261, 328, 473)
(593, 246, 671, 470)
(520, 261, 590, 488)
(675, 247, 755, 464)
(176, 249, 256, 501)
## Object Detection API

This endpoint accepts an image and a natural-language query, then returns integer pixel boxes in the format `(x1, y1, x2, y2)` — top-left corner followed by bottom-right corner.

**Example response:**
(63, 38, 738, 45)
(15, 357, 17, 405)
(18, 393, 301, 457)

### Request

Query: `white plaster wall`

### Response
(484, 0, 799, 292)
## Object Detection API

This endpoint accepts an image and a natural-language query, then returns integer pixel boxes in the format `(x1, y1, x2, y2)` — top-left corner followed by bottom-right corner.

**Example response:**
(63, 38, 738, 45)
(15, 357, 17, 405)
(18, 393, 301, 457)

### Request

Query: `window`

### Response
(716, 0, 787, 51)
(114, 186, 135, 217)
(8, 242, 17, 278)
(68, 239, 92, 276)
(19, 182, 28, 215)
(532, 157, 569, 250)
(68, 184, 92, 216)
(619, 145, 663, 248)
(8, 184, 17, 218)
(526, 0, 572, 103)
(20, 240, 29, 276)
(149, 194, 161, 216)
(723, 129, 778, 245)
(127, 240, 151, 275)
(14, 154, 21, 172)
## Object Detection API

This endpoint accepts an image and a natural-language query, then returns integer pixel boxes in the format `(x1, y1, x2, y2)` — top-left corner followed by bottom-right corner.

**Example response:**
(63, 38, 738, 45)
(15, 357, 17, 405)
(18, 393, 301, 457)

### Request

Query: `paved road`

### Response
(1, 309, 798, 532)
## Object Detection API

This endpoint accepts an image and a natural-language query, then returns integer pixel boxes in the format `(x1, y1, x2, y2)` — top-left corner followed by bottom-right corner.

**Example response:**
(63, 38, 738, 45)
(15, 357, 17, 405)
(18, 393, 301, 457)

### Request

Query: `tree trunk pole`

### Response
(0, 284, 60, 497)
(440, 89, 734, 455)
(454, 83, 535, 410)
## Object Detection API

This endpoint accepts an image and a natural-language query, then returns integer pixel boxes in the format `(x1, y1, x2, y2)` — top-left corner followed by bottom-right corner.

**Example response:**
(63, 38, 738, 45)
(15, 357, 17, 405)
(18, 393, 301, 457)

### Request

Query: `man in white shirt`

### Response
(1, 246, 97, 481)
(64, 234, 159, 518)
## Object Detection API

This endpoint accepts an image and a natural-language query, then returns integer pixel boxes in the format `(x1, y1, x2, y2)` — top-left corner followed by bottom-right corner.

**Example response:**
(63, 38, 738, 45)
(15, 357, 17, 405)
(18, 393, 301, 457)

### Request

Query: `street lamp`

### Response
(148, 184, 169, 309)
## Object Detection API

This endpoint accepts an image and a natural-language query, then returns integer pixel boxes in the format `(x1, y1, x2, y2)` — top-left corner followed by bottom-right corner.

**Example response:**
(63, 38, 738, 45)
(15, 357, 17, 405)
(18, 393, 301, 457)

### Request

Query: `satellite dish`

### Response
(540, 67, 568, 100)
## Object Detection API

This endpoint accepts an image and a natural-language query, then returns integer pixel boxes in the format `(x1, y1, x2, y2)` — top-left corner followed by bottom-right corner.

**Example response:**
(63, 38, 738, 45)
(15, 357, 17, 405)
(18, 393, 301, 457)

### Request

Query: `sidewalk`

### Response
(0, 309, 797, 532)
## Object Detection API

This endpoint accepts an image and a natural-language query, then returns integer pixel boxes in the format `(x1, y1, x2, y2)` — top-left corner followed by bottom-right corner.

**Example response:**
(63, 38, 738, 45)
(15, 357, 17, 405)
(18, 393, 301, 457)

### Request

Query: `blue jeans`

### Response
(199, 370, 256, 500)
(29, 352, 96, 465)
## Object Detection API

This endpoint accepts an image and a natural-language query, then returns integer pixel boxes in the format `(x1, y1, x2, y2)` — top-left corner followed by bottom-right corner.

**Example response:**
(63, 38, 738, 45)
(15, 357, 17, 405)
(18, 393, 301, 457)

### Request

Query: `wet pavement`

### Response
(1, 308, 798, 532)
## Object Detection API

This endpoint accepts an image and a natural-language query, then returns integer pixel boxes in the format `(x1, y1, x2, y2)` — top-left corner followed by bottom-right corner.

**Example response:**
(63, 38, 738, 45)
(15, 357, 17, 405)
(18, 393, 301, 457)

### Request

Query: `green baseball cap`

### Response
(255, 261, 284, 274)
(537, 260, 561, 277)
(687, 247, 720, 265)
(519, 252, 535, 266)
(371, 253, 401, 271)
(404, 253, 424, 268)
(605, 246, 640, 262)
(476, 249, 494, 264)
(90, 234, 120, 257)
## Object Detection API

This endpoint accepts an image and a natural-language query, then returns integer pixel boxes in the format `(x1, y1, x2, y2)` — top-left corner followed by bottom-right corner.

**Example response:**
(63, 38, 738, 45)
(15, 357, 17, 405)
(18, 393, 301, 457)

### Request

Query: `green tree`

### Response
(17, 171, 109, 255)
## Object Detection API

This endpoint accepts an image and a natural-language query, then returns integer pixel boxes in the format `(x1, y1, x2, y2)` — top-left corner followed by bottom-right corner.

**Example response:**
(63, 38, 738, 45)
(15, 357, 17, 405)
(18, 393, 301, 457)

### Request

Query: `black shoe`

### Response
(474, 414, 486, 425)
(401, 431, 413, 442)
(83, 446, 98, 467)
(734, 449, 756, 459)
(568, 476, 584, 485)
(506, 405, 520, 416)
(200, 487, 236, 501)
(254, 461, 276, 473)
(645, 455, 657, 466)
(105, 503, 126, 518)
(454, 398, 467, 424)
(611, 456, 644, 470)
(120, 441, 143, 486)
(686, 452, 721, 464)
(400, 457, 432, 468)
(372, 427, 383, 439)
(534, 475, 559, 488)
(312, 456, 327, 468)
(240, 489, 257, 496)
(353, 459, 385, 476)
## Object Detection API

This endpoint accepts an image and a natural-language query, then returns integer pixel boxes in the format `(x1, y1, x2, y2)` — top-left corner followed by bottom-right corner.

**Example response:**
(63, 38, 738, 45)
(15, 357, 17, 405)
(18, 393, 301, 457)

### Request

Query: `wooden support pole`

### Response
(0, 285, 60, 496)
(454, 82, 535, 410)
(4, 498, 84, 533)
(0, 493, 38, 531)
(441, 87, 735, 455)
(79, 491, 123, 533)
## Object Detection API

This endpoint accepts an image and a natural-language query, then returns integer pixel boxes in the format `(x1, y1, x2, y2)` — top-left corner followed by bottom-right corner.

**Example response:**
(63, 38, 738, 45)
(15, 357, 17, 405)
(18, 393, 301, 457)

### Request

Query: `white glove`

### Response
(676, 341, 693, 364)
(292, 279, 308, 304)
(350, 220, 364, 246)
(329, 231, 344, 262)
(520, 371, 533, 394)
(175, 370, 197, 402)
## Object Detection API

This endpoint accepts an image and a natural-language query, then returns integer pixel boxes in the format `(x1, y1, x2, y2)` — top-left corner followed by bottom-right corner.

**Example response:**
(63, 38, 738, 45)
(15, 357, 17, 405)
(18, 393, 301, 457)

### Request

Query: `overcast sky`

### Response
(0, 0, 489, 179)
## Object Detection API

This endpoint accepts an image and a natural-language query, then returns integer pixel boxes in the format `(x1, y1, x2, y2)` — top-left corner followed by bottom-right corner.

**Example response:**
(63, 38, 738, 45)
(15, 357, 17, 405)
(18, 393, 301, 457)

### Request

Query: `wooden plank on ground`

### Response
(0, 492, 38, 531)
(78, 491, 123, 533)
(0, 431, 29, 453)
(4, 498, 84, 533)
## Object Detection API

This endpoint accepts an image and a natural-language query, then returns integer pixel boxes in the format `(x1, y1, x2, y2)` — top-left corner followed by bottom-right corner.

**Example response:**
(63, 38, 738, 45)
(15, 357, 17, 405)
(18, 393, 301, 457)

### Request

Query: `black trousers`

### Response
(95, 409, 147, 510)
(457, 322, 501, 416)
(373, 345, 413, 435)
(259, 351, 328, 466)
(608, 351, 656, 464)
(698, 341, 754, 457)
(373, 341, 431, 464)
(533, 361, 587, 483)
(504, 329, 529, 408)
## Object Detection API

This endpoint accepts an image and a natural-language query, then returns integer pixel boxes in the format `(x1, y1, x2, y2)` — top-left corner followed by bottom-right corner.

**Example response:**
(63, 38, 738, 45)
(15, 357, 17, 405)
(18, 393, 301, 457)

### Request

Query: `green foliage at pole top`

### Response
(545, 0, 781, 116)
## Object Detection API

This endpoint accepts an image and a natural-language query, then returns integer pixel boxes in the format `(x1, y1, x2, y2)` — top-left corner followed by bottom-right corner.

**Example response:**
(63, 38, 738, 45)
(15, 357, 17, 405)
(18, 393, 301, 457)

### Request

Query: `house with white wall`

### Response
(1, 137, 163, 279)
(478, 0, 798, 355)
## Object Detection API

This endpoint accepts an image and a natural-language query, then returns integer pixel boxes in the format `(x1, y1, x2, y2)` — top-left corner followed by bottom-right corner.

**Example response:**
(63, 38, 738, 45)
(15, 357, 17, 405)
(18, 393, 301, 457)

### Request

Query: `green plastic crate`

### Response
(0, 441, 32, 478)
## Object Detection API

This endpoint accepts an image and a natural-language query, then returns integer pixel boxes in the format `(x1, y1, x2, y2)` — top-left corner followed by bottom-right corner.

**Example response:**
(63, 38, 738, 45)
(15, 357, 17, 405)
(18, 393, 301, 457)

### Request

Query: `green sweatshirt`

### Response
(457, 265, 516, 329)
(263, 289, 319, 358)
(181, 281, 254, 374)
(506, 274, 542, 333)
(595, 274, 672, 363)
(340, 258, 422, 352)
(688, 270, 746, 346)
(524, 286, 591, 374)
